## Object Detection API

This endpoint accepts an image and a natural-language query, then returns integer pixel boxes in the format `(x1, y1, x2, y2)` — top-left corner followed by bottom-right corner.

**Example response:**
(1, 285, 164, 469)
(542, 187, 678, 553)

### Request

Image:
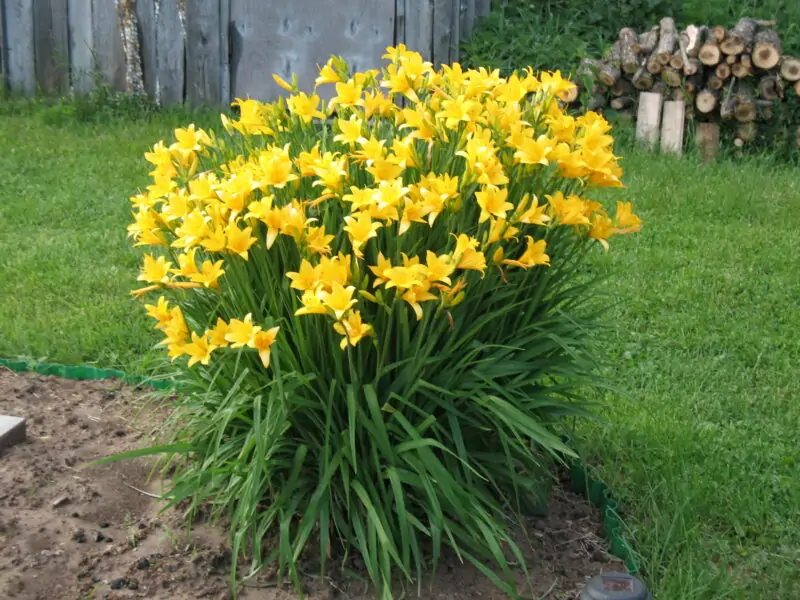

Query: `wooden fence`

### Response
(0, 0, 492, 105)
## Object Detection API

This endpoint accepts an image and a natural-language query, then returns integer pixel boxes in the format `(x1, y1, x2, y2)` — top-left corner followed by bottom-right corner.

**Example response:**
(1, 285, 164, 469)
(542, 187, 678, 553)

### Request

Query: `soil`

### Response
(0, 369, 626, 600)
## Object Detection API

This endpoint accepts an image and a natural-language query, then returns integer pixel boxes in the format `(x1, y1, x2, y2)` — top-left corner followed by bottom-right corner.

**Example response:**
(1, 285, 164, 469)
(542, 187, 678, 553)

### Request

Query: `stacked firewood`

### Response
(577, 17, 800, 145)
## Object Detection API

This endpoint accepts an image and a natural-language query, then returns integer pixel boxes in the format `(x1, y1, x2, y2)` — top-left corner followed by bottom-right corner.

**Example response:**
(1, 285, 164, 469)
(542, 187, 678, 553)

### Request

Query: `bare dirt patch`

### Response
(0, 369, 625, 599)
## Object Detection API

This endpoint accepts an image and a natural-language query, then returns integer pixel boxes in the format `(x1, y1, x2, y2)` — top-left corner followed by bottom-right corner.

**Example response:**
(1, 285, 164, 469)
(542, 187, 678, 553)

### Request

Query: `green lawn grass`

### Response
(1, 107, 797, 599)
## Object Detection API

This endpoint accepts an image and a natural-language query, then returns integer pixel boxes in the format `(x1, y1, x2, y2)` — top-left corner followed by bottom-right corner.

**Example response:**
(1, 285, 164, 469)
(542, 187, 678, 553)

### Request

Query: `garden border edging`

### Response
(0, 356, 641, 576)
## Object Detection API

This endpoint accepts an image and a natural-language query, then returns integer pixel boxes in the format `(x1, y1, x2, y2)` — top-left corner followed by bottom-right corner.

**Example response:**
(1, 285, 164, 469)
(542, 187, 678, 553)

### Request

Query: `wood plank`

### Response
(403, 0, 434, 62)
(186, 0, 221, 106)
(68, 0, 94, 93)
(635, 91, 663, 150)
(0, 0, 6, 92)
(155, 0, 185, 104)
(34, 0, 69, 94)
(449, 0, 459, 63)
(0, 415, 26, 451)
(5, 0, 36, 94)
(660, 100, 685, 155)
(475, 0, 490, 18)
(134, 0, 156, 97)
(92, 0, 125, 90)
(460, 0, 475, 40)
(219, 0, 230, 105)
(431, 0, 452, 68)
(230, 0, 394, 103)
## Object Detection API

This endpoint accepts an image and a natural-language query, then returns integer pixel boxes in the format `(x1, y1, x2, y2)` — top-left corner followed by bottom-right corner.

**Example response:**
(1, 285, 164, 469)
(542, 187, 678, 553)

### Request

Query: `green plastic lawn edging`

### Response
(0, 356, 641, 576)
(0, 357, 176, 391)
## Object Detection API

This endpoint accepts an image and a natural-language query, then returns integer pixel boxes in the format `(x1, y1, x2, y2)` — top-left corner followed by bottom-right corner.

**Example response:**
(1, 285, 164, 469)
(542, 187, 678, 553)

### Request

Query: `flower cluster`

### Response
(129, 46, 641, 370)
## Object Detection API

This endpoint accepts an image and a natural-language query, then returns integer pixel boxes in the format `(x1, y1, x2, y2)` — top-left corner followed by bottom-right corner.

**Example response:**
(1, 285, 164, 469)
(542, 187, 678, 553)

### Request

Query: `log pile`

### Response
(577, 17, 800, 148)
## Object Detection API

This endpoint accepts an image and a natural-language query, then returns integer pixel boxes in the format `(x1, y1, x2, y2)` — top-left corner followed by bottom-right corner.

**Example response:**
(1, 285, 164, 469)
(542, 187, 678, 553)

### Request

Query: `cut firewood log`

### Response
(610, 96, 636, 110)
(779, 56, 800, 82)
(731, 58, 752, 78)
(753, 29, 782, 70)
(683, 58, 701, 76)
(757, 99, 775, 120)
(699, 41, 721, 66)
(726, 54, 737, 65)
(720, 18, 757, 55)
(758, 75, 782, 101)
(587, 92, 607, 112)
(696, 122, 720, 162)
(737, 121, 757, 142)
(656, 17, 678, 64)
(707, 74, 725, 91)
(661, 99, 686, 155)
(684, 71, 703, 94)
(715, 63, 732, 80)
(720, 78, 737, 120)
(733, 137, 745, 148)
(634, 26, 660, 54)
(611, 78, 635, 97)
(734, 81, 757, 122)
(711, 26, 727, 43)
(661, 67, 683, 87)
(696, 89, 719, 113)
(636, 91, 663, 149)
(603, 41, 622, 63)
(647, 49, 663, 75)
(651, 80, 667, 95)
(598, 63, 621, 87)
(795, 80, 800, 95)
(683, 25, 708, 58)
(669, 51, 685, 71)
(577, 58, 604, 83)
(619, 28, 640, 74)
(561, 84, 580, 103)
(632, 60, 655, 90)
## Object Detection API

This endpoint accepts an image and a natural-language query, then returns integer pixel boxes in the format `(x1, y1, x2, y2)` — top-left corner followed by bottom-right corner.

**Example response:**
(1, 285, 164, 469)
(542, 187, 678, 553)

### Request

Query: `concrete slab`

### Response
(0, 415, 26, 451)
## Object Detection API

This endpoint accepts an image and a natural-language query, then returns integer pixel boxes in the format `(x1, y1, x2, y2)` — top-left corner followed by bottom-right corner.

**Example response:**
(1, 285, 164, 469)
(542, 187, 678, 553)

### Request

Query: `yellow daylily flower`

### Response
(502, 236, 551, 269)
(252, 326, 280, 368)
(475, 185, 514, 223)
(138, 254, 173, 284)
(333, 311, 373, 349)
(184, 332, 217, 367)
(224, 313, 261, 348)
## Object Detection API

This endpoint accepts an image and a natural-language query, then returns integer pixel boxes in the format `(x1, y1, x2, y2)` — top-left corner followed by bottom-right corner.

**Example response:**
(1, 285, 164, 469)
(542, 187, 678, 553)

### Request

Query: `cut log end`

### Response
(695, 89, 718, 113)
(753, 29, 782, 70)
(780, 56, 800, 82)
(695, 122, 720, 163)
(699, 43, 721, 66)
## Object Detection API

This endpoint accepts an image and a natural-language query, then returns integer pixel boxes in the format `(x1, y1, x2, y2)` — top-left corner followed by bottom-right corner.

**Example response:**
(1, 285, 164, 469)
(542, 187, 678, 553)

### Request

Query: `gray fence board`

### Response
(432, 0, 452, 68)
(220, 0, 230, 105)
(155, 0, 184, 104)
(34, 0, 69, 94)
(186, 0, 221, 105)
(0, 0, 6, 90)
(231, 0, 394, 102)
(403, 0, 434, 62)
(134, 0, 156, 96)
(460, 0, 475, 40)
(449, 0, 460, 62)
(6, 0, 36, 94)
(475, 0, 490, 18)
(92, 0, 125, 89)
(68, 0, 94, 93)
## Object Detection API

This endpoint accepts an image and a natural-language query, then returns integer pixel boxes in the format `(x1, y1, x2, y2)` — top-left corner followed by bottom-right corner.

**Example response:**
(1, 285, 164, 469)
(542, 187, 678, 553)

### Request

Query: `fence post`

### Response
(155, 0, 184, 105)
(33, 0, 69, 94)
(92, 0, 125, 90)
(186, 0, 222, 106)
(135, 0, 156, 97)
(403, 0, 434, 62)
(5, 0, 36, 95)
(67, 0, 93, 93)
